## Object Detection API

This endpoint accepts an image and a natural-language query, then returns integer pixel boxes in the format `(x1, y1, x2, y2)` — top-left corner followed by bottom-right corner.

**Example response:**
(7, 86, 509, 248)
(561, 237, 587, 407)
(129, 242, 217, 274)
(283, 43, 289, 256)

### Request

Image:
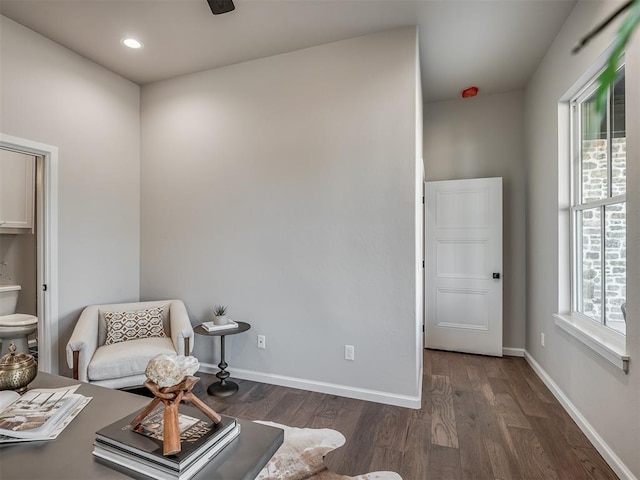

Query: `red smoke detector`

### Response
(461, 86, 479, 98)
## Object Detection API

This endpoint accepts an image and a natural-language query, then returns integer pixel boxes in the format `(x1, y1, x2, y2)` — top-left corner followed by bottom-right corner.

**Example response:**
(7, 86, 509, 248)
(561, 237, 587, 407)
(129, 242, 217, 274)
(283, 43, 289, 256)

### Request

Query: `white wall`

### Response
(0, 16, 141, 372)
(423, 91, 527, 350)
(524, 1, 640, 477)
(140, 27, 422, 405)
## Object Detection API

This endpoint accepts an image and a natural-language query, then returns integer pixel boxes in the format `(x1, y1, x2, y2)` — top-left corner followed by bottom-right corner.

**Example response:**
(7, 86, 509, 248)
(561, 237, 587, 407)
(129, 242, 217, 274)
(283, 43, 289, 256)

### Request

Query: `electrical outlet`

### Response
(541, 332, 545, 348)
(258, 335, 266, 349)
(345, 345, 355, 361)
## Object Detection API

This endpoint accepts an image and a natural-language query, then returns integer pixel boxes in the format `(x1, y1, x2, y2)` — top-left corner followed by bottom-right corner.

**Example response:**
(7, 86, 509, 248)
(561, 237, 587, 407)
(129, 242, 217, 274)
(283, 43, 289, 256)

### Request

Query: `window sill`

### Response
(553, 313, 629, 373)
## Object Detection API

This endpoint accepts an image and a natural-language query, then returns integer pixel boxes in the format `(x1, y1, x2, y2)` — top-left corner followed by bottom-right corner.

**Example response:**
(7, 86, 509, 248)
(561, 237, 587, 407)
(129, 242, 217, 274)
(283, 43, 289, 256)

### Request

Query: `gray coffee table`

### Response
(0, 373, 283, 480)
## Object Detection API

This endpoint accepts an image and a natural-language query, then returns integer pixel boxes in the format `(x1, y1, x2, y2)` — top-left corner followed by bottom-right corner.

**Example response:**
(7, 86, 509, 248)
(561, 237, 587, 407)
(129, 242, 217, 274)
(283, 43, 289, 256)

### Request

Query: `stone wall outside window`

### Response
(580, 138, 626, 335)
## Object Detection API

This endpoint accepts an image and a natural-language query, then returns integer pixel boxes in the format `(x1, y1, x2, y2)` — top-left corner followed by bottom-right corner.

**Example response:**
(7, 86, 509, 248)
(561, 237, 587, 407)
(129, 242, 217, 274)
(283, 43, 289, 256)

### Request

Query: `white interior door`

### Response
(425, 177, 503, 356)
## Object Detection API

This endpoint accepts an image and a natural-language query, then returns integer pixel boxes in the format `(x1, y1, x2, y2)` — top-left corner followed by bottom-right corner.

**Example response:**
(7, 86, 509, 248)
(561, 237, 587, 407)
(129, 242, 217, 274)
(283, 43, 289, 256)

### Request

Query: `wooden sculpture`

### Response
(129, 375, 221, 456)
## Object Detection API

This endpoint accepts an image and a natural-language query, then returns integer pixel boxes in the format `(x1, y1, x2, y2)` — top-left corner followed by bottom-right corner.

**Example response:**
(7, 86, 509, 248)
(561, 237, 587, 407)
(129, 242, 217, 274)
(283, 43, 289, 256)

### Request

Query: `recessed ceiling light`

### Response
(121, 38, 144, 49)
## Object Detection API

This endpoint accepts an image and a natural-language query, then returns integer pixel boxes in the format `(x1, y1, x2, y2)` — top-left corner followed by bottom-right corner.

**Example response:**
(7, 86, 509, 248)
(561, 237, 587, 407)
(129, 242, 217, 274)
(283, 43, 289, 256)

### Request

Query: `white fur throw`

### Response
(255, 421, 402, 480)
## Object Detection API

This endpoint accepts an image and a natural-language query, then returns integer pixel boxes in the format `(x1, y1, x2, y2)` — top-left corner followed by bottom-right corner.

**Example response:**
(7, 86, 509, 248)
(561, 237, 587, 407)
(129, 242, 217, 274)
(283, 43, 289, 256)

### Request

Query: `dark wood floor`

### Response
(193, 349, 618, 480)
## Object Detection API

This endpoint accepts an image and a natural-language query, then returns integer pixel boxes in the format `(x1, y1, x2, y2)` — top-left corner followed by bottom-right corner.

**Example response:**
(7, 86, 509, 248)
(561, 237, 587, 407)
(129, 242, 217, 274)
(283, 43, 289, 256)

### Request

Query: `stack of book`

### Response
(201, 319, 238, 332)
(0, 385, 92, 443)
(93, 404, 240, 480)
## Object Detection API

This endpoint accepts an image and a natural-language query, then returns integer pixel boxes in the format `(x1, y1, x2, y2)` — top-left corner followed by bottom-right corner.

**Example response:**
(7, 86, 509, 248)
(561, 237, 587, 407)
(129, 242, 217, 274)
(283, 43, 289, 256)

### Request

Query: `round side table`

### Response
(194, 321, 251, 397)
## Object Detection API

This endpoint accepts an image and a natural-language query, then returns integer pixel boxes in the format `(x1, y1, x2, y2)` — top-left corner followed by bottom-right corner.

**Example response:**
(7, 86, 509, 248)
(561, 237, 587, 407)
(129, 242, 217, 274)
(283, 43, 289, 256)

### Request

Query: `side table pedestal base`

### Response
(207, 380, 239, 397)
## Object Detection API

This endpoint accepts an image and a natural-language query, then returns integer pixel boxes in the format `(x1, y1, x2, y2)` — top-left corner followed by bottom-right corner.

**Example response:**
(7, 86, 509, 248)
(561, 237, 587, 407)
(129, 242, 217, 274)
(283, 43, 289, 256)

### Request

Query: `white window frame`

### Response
(554, 61, 629, 374)
(570, 66, 626, 330)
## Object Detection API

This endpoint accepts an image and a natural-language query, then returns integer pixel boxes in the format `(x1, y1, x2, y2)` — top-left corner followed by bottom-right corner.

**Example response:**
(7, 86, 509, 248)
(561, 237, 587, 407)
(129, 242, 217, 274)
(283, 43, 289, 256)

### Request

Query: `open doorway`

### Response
(0, 149, 38, 358)
(0, 133, 59, 373)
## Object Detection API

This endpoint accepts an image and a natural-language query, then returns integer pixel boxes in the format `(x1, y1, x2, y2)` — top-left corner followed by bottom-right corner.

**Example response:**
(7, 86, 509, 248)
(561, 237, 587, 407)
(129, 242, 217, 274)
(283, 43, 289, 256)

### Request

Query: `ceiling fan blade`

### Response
(207, 0, 235, 15)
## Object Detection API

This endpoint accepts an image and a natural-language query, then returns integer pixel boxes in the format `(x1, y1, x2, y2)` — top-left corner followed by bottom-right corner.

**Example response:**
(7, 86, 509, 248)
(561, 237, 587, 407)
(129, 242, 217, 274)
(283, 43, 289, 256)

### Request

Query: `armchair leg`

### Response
(72, 350, 79, 380)
(184, 337, 190, 355)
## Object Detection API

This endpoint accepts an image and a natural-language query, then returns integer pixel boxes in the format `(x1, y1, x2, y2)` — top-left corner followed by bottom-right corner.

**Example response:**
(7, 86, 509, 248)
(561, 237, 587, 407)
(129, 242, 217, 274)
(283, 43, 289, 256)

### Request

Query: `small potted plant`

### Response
(213, 305, 228, 325)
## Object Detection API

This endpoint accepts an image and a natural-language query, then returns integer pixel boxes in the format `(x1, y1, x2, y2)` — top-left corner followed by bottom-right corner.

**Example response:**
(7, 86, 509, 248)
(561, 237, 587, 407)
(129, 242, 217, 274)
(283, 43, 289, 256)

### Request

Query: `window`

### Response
(570, 65, 626, 336)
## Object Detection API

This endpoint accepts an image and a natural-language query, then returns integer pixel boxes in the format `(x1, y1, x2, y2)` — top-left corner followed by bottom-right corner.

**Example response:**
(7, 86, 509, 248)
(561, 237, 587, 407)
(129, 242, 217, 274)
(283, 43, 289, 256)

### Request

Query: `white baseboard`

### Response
(199, 362, 421, 409)
(524, 351, 636, 480)
(503, 347, 525, 357)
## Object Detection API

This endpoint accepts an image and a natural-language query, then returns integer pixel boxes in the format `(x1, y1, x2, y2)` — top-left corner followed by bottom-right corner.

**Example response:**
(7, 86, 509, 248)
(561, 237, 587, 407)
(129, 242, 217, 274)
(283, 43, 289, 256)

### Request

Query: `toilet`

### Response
(0, 285, 38, 356)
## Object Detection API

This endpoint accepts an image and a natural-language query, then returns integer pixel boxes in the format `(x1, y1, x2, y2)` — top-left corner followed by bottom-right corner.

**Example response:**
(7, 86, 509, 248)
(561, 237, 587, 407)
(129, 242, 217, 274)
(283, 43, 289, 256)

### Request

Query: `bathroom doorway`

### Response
(0, 134, 58, 373)
(0, 150, 38, 357)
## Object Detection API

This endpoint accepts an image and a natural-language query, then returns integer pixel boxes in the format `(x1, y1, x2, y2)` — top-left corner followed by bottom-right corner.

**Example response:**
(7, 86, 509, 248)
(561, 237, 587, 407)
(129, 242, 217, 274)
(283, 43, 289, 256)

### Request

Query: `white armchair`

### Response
(66, 299, 194, 389)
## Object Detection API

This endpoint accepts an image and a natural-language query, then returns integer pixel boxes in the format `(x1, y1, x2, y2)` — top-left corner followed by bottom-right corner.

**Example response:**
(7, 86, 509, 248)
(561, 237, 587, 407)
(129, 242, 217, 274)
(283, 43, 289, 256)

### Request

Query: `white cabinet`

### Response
(0, 149, 35, 232)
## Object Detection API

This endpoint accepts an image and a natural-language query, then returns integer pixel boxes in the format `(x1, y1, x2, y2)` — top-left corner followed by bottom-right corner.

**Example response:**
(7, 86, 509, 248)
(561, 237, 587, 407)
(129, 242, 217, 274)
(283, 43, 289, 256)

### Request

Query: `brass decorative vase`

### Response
(0, 342, 38, 393)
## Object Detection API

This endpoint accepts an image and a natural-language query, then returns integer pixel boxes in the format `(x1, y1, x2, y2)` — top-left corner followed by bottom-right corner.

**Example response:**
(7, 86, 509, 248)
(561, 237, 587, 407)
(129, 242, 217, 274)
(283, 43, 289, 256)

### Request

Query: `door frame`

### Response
(1, 133, 59, 374)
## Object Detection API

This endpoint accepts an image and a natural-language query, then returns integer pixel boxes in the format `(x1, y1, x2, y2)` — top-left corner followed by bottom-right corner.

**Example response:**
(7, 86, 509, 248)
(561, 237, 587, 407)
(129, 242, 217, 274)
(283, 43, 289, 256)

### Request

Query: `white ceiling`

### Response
(0, 0, 577, 102)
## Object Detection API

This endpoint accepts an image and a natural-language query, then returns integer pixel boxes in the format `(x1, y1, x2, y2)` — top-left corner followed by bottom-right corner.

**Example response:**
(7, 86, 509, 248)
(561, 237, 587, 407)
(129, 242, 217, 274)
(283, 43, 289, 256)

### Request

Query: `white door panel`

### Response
(435, 188, 491, 229)
(435, 288, 490, 330)
(425, 177, 502, 356)
(436, 239, 488, 278)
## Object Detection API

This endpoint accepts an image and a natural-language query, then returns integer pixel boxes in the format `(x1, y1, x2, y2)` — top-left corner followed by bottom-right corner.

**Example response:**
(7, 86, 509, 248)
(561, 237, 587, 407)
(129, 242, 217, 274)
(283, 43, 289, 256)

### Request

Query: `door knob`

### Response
(493, 273, 500, 279)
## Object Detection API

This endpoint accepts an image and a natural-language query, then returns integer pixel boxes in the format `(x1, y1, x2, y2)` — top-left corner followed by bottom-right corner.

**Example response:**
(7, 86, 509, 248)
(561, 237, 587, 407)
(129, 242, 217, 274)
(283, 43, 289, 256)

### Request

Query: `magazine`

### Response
(0, 394, 92, 443)
(0, 390, 20, 410)
(0, 385, 90, 440)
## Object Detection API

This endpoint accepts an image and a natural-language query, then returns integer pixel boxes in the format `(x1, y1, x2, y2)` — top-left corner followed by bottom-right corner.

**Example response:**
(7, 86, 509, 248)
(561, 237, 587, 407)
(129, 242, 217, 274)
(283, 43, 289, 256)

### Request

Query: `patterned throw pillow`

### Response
(104, 306, 166, 345)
